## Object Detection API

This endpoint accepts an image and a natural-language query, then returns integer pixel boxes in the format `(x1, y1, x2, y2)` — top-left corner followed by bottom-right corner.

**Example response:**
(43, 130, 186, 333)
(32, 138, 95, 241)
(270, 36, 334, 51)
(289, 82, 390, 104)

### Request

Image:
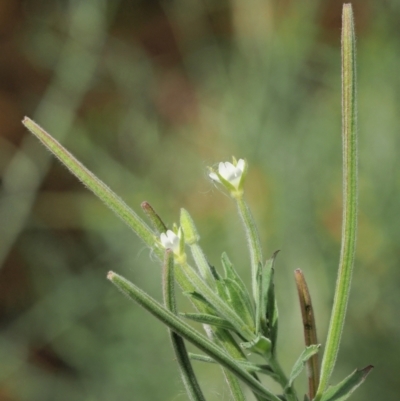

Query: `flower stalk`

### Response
(162, 249, 207, 401)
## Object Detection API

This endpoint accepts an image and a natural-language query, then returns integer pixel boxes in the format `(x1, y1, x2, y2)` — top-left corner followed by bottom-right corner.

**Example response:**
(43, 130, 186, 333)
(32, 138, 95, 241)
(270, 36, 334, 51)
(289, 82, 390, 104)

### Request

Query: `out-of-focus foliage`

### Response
(0, 0, 398, 400)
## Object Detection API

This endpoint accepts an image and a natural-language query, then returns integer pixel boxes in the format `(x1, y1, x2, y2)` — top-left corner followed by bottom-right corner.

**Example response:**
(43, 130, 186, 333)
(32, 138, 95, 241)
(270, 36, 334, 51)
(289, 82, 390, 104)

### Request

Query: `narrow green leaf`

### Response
(221, 253, 252, 303)
(223, 371, 247, 401)
(320, 365, 373, 401)
(21, 119, 202, 315)
(179, 260, 255, 341)
(22, 117, 159, 254)
(141, 201, 168, 234)
(189, 353, 274, 375)
(258, 251, 279, 335)
(181, 313, 234, 331)
(223, 278, 255, 330)
(190, 243, 216, 286)
(316, 5, 358, 398)
(256, 262, 263, 334)
(287, 345, 320, 388)
(162, 250, 207, 401)
(183, 292, 218, 315)
(214, 276, 230, 304)
(265, 265, 278, 351)
(108, 271, 281, 401)
(180, 208, 200, 245)
(207, 328, 245, 362)
(221, 253, 255, 321)
(189, 353, 219, 364)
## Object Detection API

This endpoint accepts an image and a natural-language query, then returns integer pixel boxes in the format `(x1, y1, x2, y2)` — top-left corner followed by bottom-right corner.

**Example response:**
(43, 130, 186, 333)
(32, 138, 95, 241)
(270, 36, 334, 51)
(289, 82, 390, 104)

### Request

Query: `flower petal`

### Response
(236, 159, 245, 173)
(160, 229, 181, 254)
(209, 172, 221, 183)
(208, 158, 246, 193)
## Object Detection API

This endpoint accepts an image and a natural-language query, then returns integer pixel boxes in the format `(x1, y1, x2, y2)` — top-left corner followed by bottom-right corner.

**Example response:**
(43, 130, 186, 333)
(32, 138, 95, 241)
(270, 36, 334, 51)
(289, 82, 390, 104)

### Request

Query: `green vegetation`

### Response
(1, 1, 399, 401)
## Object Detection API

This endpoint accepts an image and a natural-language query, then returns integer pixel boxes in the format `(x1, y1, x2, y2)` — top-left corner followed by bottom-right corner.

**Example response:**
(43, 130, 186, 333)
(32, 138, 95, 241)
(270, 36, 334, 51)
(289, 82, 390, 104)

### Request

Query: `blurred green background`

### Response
(0, 0, 399, 400)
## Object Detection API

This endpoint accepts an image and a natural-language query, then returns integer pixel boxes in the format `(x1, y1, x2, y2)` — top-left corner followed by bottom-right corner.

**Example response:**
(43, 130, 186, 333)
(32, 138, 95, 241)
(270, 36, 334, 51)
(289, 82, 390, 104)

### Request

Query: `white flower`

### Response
(160, 229, 181, 255)
(209, 158, 246, 191)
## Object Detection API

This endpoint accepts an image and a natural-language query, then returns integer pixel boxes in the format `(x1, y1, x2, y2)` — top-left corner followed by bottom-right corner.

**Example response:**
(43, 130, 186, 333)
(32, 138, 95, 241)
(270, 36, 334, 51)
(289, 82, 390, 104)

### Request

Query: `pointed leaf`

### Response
(180, 208, 200, 245)
(183, 292, 219, 315)
(108, 271, 281, 401)
(223, 278, 255, 330)
(265, 264, 279, 350)
(181, 313, 235, 331)
(179, 259, 255, 341)
(221, 253, 254, 320)
(320, 366, 373, 401)
(259, 252, 279, 335)
(317, 6, 359, 395)
(287, 345, 320, 388)
(22, 118, 158, 254)
(221, 253, 251, 298)
(190, 243, 216, 285)
(189, 353, 275, 375)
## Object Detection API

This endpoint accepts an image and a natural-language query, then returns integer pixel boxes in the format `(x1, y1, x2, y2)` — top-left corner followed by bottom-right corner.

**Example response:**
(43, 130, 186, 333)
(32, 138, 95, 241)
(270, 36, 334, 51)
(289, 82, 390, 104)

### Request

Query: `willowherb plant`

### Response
(23, 4, 372, 401)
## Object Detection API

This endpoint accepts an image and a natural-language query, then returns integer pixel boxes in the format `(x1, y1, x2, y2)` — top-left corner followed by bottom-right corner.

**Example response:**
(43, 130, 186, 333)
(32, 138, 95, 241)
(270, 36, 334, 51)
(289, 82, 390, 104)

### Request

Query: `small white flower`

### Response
(160, 229, 181, 255)
(209, 158, 246, 192)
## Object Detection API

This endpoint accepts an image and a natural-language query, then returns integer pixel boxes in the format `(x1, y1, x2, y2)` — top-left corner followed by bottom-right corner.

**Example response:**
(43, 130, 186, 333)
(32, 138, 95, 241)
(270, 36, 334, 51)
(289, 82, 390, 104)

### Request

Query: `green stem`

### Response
(316, 4, 358, 399)
(163, 250, 207, 401)
(108, 271, 281, 401)
(235, 196, 263, 305)
(269, 358, 298, 401)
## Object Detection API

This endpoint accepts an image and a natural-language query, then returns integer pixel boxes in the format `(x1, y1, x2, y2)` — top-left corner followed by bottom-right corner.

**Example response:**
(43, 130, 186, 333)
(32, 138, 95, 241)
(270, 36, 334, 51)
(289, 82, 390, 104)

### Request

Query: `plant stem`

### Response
(269, 357, 298, 401)
(316, 4, 358, 399)
(163, 250, 207, 401)
(108, 271, 282, 401)
(236, 196, 263, 305)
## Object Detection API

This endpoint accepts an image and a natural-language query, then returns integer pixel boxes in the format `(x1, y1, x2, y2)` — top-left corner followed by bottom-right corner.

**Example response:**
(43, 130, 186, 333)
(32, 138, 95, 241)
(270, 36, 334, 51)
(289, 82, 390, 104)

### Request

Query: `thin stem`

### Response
(269, 357, 298, 401)
(202, 326, 249, 401)
(163, 250, 207, 401)
(235, 196, 263, 305)
(316, 4, 358, 399)
(294, 269, 319, 400)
